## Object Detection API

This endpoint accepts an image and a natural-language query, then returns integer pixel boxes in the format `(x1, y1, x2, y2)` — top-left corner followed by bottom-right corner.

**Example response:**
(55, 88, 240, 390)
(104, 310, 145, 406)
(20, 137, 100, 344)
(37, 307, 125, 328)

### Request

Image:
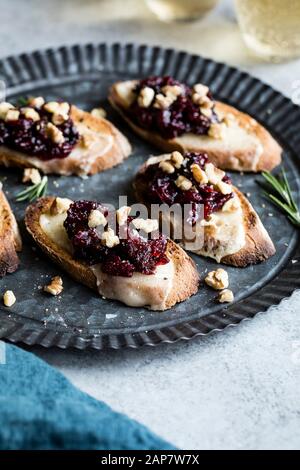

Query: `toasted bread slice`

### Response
(0, 106, 132, 177)
(25, 197, 199, 311)
(0, 184, 22, 276)
(134, 157, 276, 268)
(109, 80, 282, 173)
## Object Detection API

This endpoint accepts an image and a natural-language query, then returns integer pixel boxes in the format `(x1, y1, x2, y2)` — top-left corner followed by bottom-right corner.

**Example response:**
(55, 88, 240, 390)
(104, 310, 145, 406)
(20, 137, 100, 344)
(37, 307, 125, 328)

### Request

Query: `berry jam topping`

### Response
(128, 76, 220, 140)
(140, 152, 233, 224)
(0, 99, 79, 160)
(64, 201, 169, 278)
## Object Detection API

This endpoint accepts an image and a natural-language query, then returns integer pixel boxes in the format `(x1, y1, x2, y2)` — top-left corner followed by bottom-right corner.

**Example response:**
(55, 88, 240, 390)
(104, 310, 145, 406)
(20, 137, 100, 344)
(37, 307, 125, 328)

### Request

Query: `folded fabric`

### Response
(0, 342, 175, 450)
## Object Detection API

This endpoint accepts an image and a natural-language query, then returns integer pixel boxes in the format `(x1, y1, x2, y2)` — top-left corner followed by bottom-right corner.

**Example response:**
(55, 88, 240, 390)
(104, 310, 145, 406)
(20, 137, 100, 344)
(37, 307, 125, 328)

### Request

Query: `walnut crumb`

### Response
(175, 175, 193, 191)
(204, 163, 225, 185)
(218, 289, 234, 303)
(5, 109, 20, 122)
(132, 218, 158, 233)
(191, 164, 208, 185)
(28, 96, 45, 109)
(22, 168, 42, 185)
(3, 290, 16, 307)
(159, 160, 175, 174)
(44, 276, 63, 296)
(208, 123, 225, 140)
(171, 151, 184, 168)
(88, 209, 107, 228)
(0, 102, 14, 120)
(205, 269, 229, 290)
(46, 123, 65, 144)
(138, 87, 155, 108)
(21, 107, 40, 122)
(101, 228, 120, 248)
(51, 197, 73, 215)
(117, 206, 131, 226)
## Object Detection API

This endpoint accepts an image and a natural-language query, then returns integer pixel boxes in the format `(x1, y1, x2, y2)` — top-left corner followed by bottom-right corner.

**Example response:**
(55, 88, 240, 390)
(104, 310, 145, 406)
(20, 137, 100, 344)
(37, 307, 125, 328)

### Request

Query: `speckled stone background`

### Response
(0, 0, 300, 450)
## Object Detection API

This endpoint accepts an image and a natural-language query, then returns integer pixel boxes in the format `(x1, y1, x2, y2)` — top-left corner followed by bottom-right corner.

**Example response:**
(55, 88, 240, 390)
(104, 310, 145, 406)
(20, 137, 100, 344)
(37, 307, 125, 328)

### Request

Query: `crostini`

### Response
(0, 183, 22, 276)
(0, 98, 131, 177)
(109, 76, 282, 173)
(133, 151, 276, 267)
(25, 197, 199, 311)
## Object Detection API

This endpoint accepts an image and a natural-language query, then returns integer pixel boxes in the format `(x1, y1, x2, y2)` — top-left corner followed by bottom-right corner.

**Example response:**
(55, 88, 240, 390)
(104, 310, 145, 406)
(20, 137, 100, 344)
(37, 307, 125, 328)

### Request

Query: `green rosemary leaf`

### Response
(259, 170, 300, 229)
(16, 176, 48, 203)
(17, 96, 28, 106)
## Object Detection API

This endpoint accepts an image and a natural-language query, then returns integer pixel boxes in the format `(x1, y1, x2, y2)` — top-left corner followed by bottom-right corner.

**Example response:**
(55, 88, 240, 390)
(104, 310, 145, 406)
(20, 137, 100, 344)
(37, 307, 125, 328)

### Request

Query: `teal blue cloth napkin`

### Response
(0, 342, 174, 450)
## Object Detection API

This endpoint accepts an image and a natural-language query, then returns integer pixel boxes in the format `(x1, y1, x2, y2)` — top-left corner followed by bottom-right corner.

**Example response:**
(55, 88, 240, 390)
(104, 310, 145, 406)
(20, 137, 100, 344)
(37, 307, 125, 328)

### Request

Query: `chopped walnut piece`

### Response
(88, 209, 107, 228)
(91, 107, 107, 119)
(117, 206, 131, 226)
(0, 102, 14, 120)
(216, 181, 232, 195)
(101, 228, 120, 248)
(21, 107, 40, 122)
(46, 123, 65, 144)
(28, 97, 45, 109)
(193, 83, 209, 97)
(162, 85, 182, 99)
(138, 87, 155, 108)
(175, 175, 193, 191)
(154, 93, 175, 110)
(132, 218, 159, 233)
(208, 123, 225, 140)
(200, 107, 213, 119)
(205, 269, 229, 291)
(222, 197, 240, 213)
(44, 276, 63, 296)
(51, 197, 73, 215)
(171, 151, 184, 168)
(44, 101, 70, 115)
(22, 168, 42, 185)
(52, 113, 68, 126)
(204, 163, 225, 185)
(191, 164, 209, 185)
(159, 160, 175, 174)
(5, 109, 20, 122)
(3, 290, 16, 307)
(218, 289, 234, 303)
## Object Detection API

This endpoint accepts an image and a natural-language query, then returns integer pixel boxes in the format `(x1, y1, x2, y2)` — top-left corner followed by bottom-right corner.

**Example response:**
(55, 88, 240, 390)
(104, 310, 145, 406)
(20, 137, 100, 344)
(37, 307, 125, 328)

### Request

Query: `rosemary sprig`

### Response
(17, 96, 28, 106)
(16, 176, 48, 202)
(258, 169, 300, 227)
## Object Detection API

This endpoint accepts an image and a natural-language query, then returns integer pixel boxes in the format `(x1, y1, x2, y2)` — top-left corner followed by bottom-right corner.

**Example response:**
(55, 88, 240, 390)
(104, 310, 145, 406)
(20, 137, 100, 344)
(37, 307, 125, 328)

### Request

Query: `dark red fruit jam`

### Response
(64, 201, 169, 278)
(141, 152, 233, 223)
(0, 103, 79, 160)
(129, 76, 219, 140)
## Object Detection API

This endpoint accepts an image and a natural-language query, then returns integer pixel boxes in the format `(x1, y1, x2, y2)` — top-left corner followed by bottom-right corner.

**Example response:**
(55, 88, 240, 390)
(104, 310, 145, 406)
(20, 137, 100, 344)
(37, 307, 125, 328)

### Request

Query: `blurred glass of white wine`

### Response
(235, 0, 300, 61)
(145, 0, 219, 22)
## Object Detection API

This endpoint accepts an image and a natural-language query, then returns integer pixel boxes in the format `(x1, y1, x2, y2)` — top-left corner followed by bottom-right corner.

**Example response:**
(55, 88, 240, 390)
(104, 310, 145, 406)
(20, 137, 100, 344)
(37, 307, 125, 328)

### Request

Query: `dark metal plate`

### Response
(0, 43, 299, 350)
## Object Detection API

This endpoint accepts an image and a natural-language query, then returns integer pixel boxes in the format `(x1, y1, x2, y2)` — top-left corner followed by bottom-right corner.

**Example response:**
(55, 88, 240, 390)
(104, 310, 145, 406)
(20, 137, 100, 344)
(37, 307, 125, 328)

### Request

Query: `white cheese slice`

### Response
(39, 209, 174, 311)
(0, 122, 114, 177)
(116, 81, 264, 172)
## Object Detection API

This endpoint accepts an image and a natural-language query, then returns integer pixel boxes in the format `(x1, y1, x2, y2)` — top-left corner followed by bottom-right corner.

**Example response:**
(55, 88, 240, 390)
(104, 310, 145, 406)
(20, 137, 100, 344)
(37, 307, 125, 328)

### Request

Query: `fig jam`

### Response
(0, 101, 79, 160)
(64, 201, 169, 278)
(141, 152, 233, 223)
(129, 76, 219, 140)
